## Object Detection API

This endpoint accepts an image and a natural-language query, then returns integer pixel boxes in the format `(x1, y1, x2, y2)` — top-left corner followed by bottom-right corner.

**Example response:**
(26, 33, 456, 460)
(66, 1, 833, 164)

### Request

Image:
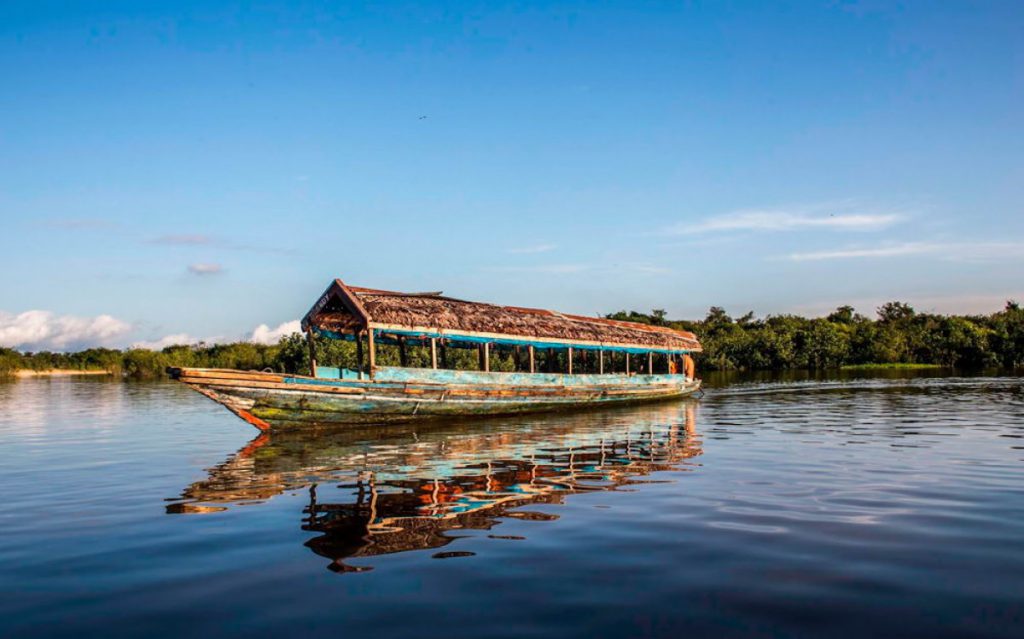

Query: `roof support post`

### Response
(430, 338, 438, 369)
(306, 328, 317, 377)
(356, 330, 364, 379)
(529, 345, 535, 373)
(484, 342, 490, 372)
(625, 352, 630, 375)
(567, 347, 573, 375)
(647, 352, 653, 375)
(599, 349, 604, 375)
(367, 328, 376, 379)
(398, 336, 408, 367)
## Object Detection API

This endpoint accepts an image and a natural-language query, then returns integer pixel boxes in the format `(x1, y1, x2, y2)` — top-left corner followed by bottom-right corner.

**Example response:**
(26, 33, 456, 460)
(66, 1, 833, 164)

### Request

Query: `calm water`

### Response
(1, 374, 1022, 638)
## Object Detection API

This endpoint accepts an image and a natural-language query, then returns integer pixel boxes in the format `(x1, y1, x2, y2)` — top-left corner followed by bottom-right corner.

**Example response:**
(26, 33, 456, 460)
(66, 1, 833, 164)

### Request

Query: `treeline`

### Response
(2, 300, 1022, 379)
(607, 301, 1024, 371)
(0, 333, 520, 380)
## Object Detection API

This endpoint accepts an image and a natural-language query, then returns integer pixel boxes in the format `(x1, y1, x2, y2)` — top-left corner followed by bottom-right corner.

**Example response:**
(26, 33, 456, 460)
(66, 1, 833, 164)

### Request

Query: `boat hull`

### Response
(169, 367, 702, 430)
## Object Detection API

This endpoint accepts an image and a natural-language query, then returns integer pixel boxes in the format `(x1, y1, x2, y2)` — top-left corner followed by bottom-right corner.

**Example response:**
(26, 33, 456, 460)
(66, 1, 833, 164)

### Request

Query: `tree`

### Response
(878, 301, 915, 323)
(705, 307, 732, 325)
(827, 305, 856, 324)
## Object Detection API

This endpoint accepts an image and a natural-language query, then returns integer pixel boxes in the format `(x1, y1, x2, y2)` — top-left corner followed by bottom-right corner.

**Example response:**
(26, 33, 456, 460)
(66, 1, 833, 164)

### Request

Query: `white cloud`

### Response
(506, 243, 557, 254)
(130, 333, 206, 350)
(187, 263, 223, 275)
(667, 203, 904, 235)
(0, 310, 132, 351)
(249, 319, 302, 345)
(787, 243, 934, 261)
(784, 241, 1024, 262)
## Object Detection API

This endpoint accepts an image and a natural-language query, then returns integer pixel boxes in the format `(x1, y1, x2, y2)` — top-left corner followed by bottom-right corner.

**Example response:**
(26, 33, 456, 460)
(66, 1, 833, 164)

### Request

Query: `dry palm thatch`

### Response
(303, 280, 701, 353)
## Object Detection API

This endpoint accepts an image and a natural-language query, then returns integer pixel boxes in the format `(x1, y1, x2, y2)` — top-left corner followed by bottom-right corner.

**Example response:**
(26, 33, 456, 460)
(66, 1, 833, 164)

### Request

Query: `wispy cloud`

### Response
(506, 243, 557, 254)
(0, 310, 132, 351)
(149, 233, 297, 256)
(618, 262, 672, 275)
(488, 262, 670, 276)
(666, 203, 905, 236)
(187, 263, 223, 276)
(491, 264, 591, 274)
(782, 240, 1024, 262)
(786, 243, 934, 261)
(153, 234, 215, 245)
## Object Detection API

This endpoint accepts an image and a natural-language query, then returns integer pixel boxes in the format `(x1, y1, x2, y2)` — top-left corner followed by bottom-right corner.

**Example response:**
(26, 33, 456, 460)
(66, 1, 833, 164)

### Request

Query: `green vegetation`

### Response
(606, 300, 1024, 371)
(2, 301, 1022, 379)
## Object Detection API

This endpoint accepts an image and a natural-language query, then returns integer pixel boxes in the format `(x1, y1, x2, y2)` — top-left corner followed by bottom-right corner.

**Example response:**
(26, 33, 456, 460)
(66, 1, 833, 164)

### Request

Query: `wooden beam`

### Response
(567, 347, 573, 375)
(306, 328, 317, 377)
(529, 345, 535, 373)
(625, 352, 630, 375)
(599, 349, 604, 374)
(647, 351, 653, 374)
(430, 338, 438, 369)
(356, 330, 364, 379)
(484, 342, 490, 372)
(398, 336, 408, 367)
(367, 328, 376, 378)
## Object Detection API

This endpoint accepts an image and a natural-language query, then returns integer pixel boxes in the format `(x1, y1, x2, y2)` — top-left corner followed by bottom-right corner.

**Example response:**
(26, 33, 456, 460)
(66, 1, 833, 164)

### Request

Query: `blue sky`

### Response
(1, 1, 1022, 350)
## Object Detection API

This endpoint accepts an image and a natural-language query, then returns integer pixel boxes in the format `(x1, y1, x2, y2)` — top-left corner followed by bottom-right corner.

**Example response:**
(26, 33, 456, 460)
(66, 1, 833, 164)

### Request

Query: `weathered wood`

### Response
(306, 328, 317, 377)
(567, 347, 573, 375)
(648, 351, 653, 375)
(367, 329, 376, 378)
(355, 330, 364, 379)
(625, 353, 630, 375)
(529, 345, 535, 373)
(173, 366, 702, 430)
(484, 342, 490, 372)
(430, 338, 438, 369)
(398, 336, 408, 367)
(599, 349, 604, 374)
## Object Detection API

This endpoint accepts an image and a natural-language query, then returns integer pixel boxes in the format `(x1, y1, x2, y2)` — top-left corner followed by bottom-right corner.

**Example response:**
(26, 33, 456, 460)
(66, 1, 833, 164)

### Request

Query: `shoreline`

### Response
(14, 369, 113, 378)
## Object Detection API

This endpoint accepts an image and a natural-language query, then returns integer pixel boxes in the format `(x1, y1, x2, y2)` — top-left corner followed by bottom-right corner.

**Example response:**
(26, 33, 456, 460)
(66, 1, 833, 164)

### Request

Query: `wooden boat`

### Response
(170, 279, 702, 430)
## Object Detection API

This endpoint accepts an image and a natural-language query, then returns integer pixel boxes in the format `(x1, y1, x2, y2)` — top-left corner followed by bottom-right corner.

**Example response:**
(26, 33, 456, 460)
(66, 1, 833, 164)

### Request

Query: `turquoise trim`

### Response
(312, 326, 693, 355)
(287, 366, 686, 388)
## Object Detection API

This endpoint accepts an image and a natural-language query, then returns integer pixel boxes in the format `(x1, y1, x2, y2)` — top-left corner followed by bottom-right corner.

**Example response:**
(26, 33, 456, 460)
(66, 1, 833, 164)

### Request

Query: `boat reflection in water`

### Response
(168, 401, 702, 572)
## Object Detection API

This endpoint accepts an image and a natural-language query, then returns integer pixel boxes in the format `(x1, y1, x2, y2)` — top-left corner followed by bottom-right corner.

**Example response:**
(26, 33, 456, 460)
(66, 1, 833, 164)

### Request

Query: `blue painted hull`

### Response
(170, 366, 702, 430)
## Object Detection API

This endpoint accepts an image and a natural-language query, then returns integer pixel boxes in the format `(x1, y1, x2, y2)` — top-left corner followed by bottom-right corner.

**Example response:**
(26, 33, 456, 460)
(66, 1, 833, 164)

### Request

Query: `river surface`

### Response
(1, 373, 1022, 638)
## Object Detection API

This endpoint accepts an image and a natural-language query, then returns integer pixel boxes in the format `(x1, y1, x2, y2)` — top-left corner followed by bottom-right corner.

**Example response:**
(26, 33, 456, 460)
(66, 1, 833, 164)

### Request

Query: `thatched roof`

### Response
(302, 279, 701, 353)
